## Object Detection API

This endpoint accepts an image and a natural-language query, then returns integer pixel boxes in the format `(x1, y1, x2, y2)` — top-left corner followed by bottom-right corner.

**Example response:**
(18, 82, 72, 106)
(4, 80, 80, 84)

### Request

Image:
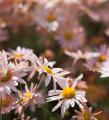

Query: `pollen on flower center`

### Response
(82, 111, 91, 120)
(44, 66, 53, 74)
(98, 54, 107, 62)
(62, 87, 75, 99)
(64, 32, 73, 41)
(0, 98, 10, 107)
(14, 53, 24, 59)
(22, 92, 33, 103)
(0, 70, 12, 83)
(47, 15, 56, 22)
(24, 92, 33, 98)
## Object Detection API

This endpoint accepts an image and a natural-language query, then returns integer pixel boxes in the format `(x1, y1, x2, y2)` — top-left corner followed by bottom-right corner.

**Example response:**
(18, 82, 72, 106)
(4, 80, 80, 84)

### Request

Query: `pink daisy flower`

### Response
(0, 94, 16, 114)
(0, 51, 29, 96)
(56, 22, 85, 50)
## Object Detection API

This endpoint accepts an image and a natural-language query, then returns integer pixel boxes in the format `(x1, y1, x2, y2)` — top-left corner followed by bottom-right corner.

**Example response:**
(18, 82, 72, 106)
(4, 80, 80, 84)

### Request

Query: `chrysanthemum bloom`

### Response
(73, 103, 102, 120)
(0, 51, 29, 96)
(56, 22, 85, 50)
(47, 74, 87, 117)
(0, 94, 16, 114)
(30, 54, 70, 89)
(34, 2, 79, 32)
(17, 83, 44, 112)
(8, 46, 33, 61)
(65, 50, 99, 64)
(34, 5, 59, 32)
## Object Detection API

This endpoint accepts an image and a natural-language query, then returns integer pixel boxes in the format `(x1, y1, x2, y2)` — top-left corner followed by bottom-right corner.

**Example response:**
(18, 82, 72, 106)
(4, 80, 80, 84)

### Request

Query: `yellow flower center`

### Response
(0, 98, 9, 107)
(62, 87, 75, 99)
(98, 55, 107, 62)
(64, 32, 73, 41)
(0, 69, 12, 83)
(47, 15, 56, 22)
(24, 92, 33, 98)
(0, 68, 2, 75)
(14, 53, 24, 59)
(44, 66, 53, 74)
(82, 111, 91, 120)
(22, 92, 33, 103)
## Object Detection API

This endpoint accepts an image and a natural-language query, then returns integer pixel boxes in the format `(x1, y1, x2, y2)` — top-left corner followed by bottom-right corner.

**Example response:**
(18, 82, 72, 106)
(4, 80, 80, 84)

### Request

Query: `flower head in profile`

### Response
(8, 46, 33, 61)
(0, 94, 16, 114)
(73, 103, 102, 120)
(65, 50, 99, 64)
(0, 51, 29, 96)
(47, 74, 87, 117)
(30, 54, 70, 89)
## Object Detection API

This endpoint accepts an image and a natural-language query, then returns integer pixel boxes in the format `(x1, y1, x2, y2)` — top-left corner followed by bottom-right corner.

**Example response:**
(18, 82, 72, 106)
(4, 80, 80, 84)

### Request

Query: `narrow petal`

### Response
(52, 100, 63, 112)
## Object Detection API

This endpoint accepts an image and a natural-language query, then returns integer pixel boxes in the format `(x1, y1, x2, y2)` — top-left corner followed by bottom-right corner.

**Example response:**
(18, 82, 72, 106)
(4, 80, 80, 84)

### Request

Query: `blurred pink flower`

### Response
(56, 22, 85, 50)
(0, 94, 16, 114)
(73, 103, 102, 120)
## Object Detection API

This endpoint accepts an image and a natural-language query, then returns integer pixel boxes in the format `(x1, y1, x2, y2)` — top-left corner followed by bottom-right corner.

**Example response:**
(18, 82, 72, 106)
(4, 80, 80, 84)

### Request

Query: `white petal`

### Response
(52, 100, 63, 112)
(48, 90, 62, 96)
(45, 75, 51, 86)
(70, 99, 75, 107)
(47, 95, 63, 102)
(61, 100, 69, 117)
(75, 99, 83, 110)
(52, 68, 63, 73)
(4, 85, 11, 94)
(72, 74, 83, 88)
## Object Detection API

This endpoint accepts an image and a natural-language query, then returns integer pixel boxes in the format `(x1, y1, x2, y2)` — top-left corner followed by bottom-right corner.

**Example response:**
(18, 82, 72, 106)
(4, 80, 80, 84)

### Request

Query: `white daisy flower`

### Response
(65, 50, 99, 64)
(47, 74, 87, 117)
(73, 103, 102, 120)
(8, 46, 33, 61)
(0, 51, 29, 96)
(34, 6, 59, 32)
(30, 54, 70, 89)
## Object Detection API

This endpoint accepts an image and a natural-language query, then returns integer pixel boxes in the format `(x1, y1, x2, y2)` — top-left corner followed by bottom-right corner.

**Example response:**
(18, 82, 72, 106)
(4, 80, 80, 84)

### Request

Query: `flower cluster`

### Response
(0, 46, 103, 120)
(0, 0, 109, 119)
